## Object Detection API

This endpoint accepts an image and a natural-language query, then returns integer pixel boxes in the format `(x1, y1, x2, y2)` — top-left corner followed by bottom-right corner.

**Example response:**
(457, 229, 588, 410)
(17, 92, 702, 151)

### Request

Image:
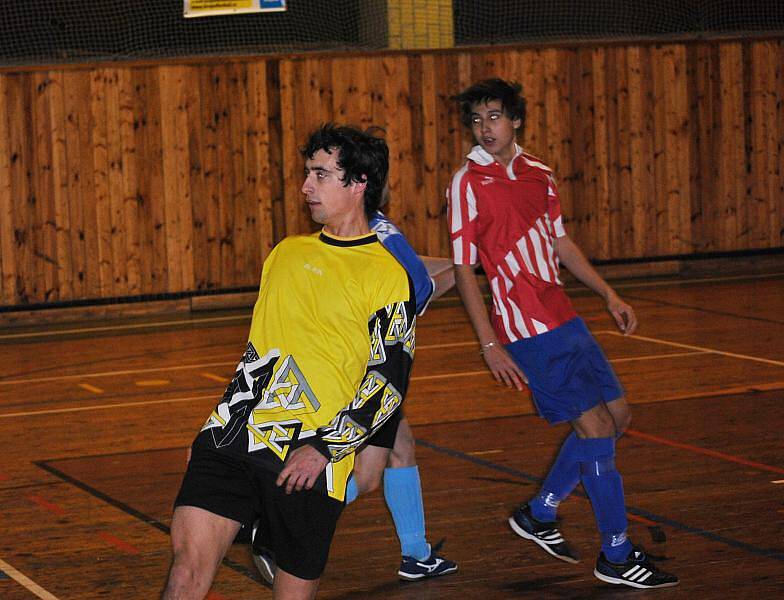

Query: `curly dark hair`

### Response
(301, 124, 389, 216)
(452, 78, 527, 129)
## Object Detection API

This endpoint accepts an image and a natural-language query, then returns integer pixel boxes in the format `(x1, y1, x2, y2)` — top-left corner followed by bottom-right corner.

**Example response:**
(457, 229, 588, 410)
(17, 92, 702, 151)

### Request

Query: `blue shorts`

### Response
(506, 317, 624, 424)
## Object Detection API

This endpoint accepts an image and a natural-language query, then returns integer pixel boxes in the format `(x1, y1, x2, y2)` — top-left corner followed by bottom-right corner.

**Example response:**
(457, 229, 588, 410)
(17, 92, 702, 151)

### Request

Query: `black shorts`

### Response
(366, 409, 402, 449)
(174, 448, 344, 580)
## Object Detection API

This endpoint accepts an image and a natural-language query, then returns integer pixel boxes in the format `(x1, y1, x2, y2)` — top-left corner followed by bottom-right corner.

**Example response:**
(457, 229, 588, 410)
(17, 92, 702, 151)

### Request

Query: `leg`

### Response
(571, 403, 632, 563)
(605, 396, 631, 436)
(348, 444, 391, 500)
(273, 569, 319, 600)
(383, 418, 429, 559)
(162, 506, 241, 600)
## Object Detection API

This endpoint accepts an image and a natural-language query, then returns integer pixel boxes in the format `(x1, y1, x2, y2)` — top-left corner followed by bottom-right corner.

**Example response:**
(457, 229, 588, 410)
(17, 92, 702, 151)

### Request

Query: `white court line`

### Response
(0, 350, 699, 419)
(596, 330, 784, 368)
(1, 271, 781, 342)
(0, 394, 215, 419)
(0, 345, 477, 387)
(0, 359, 237, 386)
(0, 314, 249, 341)
(0, 557, 60, 600)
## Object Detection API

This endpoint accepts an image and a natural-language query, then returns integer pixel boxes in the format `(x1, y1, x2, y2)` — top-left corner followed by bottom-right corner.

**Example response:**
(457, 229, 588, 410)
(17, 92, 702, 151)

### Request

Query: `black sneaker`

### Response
(250, 520, 276, 587)
(594, 547, 679, 589)
(508, 504, 579, 564)
(398, 540, 458, 581)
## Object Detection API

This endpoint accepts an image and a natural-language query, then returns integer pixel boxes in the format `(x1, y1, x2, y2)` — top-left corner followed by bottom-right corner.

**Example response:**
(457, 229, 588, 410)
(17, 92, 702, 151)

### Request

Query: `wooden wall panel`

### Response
(1, 37, 783, 308)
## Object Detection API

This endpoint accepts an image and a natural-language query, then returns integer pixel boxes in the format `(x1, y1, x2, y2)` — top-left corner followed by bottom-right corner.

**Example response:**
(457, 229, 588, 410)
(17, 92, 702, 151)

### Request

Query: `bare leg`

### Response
(352, 444, 391, 495)
(273, 568, 320, 600)
(388, 417, 416, 468)
(162, 506, 241, 600)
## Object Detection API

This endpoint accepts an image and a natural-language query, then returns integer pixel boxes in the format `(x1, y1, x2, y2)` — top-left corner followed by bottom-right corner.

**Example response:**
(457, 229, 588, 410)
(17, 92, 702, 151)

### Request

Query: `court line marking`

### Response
(0, 394, 216, 419)
(1, 271, 781, 342)
(416, 438, 784, 562)
(0, 349, 707, 388)
(0, 557, 61, 600)
(595, 330, 784, 368)
(626, 429, 784, 475)
(77, 383, 103, 394)
(34, 460, 264, 585)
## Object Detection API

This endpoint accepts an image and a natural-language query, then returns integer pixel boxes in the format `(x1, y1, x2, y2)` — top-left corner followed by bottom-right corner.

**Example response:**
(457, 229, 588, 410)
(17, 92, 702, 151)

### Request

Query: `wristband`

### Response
(479, 341, 498, 355)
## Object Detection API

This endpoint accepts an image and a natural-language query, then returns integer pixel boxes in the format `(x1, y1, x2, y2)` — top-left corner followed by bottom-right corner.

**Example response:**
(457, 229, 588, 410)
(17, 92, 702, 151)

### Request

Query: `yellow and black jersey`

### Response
(193, 230, 416, 501)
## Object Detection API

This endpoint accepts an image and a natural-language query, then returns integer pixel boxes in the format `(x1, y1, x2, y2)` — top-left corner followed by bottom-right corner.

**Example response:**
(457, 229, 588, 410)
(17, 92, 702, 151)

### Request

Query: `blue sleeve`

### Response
(370, 212, 434, 314)
(382, 235, 434, 315)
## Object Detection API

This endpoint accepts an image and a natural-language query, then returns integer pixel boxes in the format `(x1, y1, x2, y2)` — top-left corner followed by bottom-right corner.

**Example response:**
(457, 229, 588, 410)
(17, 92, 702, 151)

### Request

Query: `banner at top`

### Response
(184, 0, 286, 18)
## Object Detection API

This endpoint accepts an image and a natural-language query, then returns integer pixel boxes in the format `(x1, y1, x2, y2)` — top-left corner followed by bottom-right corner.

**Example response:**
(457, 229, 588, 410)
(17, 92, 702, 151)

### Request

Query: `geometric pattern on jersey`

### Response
(193, 230, 417, 501)
(447, 144, 577, 343)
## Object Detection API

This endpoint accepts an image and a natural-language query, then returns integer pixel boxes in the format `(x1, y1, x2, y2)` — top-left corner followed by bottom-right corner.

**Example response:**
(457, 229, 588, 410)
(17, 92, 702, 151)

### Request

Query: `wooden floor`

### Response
(1, 272, 783, 599)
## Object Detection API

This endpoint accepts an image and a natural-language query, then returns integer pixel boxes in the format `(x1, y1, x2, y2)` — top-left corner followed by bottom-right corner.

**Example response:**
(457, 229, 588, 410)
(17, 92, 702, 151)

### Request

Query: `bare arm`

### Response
(454, 264, 527, 391)
(422, 256, 455, 301)
(554, 235, 637, 335)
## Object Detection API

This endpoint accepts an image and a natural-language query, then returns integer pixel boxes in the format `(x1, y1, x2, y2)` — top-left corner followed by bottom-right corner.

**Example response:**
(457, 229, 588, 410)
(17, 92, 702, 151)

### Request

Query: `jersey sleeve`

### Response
(546, 174, 567, 238)
(306, 293, 417, 462)
(379, 234, 434, 315)
(447, 165, 479, 265)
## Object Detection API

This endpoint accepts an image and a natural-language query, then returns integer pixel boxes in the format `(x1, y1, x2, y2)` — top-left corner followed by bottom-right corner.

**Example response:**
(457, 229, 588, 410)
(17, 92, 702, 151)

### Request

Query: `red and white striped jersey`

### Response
(447, 144, 576, 344)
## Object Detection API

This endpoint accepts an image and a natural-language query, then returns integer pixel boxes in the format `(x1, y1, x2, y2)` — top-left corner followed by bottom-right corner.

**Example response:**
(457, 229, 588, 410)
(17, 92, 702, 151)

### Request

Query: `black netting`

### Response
(454, 0, 784, 45)
(1, 1, 784, 67)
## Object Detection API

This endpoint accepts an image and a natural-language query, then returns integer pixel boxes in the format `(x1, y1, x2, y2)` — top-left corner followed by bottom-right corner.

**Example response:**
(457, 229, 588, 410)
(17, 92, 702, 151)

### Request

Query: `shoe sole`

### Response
(508, 516, 580, 564)
(251, 553, 275, 587)
(594, 569, 679, 589)
(398, 565, 458, 581)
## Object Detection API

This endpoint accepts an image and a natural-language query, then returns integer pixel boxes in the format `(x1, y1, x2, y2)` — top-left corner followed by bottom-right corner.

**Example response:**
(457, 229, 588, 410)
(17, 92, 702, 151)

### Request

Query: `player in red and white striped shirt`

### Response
(448, 78, 677, 589)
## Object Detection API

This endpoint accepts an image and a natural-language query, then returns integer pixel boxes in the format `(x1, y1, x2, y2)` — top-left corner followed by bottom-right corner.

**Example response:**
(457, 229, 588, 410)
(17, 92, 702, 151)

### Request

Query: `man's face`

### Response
(301, 148, 359, 226)
(470, 99, 521, 163)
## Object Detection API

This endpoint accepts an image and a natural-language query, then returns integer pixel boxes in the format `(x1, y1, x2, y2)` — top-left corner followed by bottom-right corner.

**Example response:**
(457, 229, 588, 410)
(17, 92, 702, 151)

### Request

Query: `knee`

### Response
(163, 555, 201, 599)
(389, 434, 416, 469)
(353, 468, 383, 495)
(615, 409, 631, 435)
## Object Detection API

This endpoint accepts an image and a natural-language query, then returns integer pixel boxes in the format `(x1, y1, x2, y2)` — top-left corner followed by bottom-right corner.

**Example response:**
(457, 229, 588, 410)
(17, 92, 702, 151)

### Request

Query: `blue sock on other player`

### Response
(345, 474, 359, 504)
(530, 431, 581, 522)
(384, 465, 430, 560)
(577, 437, 632, 563)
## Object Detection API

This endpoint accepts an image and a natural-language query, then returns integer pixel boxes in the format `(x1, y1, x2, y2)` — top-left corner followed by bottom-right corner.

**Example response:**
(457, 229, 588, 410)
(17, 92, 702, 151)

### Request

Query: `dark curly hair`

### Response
(301, 124, 389, 216)
(452, 78, 527, 129)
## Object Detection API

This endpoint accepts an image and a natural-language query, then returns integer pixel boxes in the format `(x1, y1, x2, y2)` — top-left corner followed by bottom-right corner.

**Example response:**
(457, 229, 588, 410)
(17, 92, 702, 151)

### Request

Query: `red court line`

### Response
(28, 495, 66, 516)
(98, 531, 140, 555)
(627, 429, 784, 475)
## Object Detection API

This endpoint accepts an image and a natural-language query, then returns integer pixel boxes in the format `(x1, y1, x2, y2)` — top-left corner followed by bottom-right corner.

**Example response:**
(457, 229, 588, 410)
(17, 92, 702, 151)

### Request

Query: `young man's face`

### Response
(470, 99, 521, 164)
(301, 148, 362, 227)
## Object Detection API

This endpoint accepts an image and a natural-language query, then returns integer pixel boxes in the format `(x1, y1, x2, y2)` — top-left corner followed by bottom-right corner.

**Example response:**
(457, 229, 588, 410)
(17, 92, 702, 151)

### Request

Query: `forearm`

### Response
(555, 236, 616, 300)
(454, 264, 497, 344)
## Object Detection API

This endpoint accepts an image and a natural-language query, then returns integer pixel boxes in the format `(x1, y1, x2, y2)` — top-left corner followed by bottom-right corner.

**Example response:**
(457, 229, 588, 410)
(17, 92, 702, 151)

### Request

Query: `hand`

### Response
(606, 292, 638, 335)
(481, 343, 528, 391)
(276, 445, 329, 494)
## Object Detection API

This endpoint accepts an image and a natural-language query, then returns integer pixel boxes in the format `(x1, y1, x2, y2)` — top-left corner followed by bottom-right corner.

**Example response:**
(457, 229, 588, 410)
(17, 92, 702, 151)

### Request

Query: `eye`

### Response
(471, 116, 481, 124)
(490, 113, 500, 120)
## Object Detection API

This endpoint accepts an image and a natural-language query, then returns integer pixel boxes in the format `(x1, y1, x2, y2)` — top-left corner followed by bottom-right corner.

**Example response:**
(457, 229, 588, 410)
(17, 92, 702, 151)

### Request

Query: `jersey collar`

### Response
(319, 229, 378, 247)
(467, 143, 523, 166)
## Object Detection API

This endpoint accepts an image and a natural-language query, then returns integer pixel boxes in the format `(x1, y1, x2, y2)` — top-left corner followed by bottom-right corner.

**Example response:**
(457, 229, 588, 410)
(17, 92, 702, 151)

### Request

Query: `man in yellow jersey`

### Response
(162, 124, 417, 600)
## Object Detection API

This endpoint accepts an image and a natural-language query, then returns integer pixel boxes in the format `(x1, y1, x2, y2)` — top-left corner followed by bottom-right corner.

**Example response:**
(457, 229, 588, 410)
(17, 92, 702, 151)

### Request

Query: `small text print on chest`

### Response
(304, 263, 323, 276)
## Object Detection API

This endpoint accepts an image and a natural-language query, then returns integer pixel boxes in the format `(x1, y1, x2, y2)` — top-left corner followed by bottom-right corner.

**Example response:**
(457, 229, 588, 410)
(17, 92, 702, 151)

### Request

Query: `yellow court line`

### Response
(77, 383, 103, 394)
(611, 350, 706, 363)
(596, 330, 784, 368)
(0, 359, 237, 386)
(135, 379, 170, 387)
(201, 372, 230, 383)
(0, 557, 60, 600)
(0, 394, 216, 419)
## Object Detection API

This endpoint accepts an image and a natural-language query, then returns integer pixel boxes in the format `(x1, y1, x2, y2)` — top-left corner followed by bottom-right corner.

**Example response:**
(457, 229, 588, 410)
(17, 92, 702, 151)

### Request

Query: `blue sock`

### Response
(345, 475, 359, 505)
(383, 466, 430, 560)
(577, 437, 632, 563)
(530, 431, 581, 522)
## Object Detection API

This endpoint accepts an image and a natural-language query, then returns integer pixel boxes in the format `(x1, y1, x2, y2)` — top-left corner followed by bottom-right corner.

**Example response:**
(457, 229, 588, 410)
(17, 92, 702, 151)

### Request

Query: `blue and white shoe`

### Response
(508, 504, 579, 564)
(594, 546, 679, 589)
(398, 540, 458, 581)
(250, 520, 276, 587)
